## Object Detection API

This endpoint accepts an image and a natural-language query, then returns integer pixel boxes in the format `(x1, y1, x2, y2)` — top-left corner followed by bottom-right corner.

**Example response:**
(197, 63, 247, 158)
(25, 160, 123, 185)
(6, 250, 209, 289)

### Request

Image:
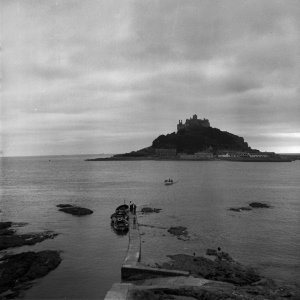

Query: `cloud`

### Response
(1, 0, 300, 156)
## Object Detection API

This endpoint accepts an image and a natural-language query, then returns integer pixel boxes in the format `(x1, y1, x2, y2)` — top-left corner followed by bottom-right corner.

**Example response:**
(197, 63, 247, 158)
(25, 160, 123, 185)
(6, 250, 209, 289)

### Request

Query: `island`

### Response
(86, 115, 296, 162)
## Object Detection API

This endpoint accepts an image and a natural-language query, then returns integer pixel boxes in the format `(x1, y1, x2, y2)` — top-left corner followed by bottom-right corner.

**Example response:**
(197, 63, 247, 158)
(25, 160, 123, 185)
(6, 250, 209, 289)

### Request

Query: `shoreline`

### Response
(86, 157, 296, 162)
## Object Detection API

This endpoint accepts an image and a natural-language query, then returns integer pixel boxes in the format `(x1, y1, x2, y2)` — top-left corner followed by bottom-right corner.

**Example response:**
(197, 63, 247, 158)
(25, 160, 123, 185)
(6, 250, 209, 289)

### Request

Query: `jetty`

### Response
(104, 211, 190, 300)
(104, 210, 300, 299)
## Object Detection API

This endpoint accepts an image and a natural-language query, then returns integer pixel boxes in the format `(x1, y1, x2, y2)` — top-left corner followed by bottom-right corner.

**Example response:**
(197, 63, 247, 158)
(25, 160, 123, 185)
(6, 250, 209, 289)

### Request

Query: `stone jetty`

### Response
(104, 212, 300, 300)
(105, 212, 189, 300)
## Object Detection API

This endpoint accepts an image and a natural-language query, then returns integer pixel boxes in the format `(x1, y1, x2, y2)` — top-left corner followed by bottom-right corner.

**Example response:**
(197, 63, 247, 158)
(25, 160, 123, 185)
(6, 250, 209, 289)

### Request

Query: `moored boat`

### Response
(111, 204, 129, 232)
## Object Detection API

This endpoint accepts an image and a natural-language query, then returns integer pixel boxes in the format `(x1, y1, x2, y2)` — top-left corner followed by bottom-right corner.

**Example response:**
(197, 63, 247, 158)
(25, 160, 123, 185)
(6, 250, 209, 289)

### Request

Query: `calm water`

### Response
(0, 155, 300, 299)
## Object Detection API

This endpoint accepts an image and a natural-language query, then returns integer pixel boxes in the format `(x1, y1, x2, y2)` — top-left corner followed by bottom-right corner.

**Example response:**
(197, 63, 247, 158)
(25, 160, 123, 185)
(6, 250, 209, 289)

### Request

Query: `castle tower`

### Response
(177, 120, 184, 131)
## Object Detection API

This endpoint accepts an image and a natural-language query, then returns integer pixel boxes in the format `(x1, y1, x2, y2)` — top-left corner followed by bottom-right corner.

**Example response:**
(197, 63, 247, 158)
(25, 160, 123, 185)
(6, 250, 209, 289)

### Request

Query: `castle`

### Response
(177, 114, 210, 132)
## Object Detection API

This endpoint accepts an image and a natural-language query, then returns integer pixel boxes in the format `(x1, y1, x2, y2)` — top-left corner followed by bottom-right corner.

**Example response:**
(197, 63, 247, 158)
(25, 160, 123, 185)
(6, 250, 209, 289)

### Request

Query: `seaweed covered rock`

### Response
(141, 207, 162, 214)
(0, 231, 58, 251)
(167, 226, 190, 241)
(57, 204, 93, 216)
(168, 226, 188, 236)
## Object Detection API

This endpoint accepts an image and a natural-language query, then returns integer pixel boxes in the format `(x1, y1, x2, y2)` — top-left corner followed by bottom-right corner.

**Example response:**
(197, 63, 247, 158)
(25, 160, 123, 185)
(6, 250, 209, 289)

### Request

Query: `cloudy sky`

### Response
(1, 0, 299, 156)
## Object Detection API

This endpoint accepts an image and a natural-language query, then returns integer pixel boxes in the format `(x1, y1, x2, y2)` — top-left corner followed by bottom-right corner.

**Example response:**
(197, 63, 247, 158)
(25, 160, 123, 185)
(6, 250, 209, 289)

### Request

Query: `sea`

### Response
(0, 155, 300, 299)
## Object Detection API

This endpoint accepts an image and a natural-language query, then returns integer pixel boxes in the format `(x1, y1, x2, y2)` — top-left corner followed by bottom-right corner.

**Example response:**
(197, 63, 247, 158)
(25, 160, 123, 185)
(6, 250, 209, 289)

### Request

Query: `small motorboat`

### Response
(164, 178, 174, 185)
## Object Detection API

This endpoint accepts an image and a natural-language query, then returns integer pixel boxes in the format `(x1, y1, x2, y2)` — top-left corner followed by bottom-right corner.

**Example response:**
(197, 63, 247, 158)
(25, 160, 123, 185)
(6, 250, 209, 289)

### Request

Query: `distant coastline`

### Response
(86, 155, 298, 162)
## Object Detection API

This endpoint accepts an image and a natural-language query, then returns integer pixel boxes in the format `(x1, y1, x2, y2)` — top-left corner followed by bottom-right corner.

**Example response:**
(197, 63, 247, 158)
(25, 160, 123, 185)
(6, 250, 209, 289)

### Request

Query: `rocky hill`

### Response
(152, 126, 251, 154)
(113, 116, 254, 158)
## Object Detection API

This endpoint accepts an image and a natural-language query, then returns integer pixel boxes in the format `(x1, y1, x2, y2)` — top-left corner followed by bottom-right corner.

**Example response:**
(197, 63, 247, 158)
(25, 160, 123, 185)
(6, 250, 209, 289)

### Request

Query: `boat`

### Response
(115, 204, 129, 213)
(164, 178, 174, 185)
(111, 204, 129, 232)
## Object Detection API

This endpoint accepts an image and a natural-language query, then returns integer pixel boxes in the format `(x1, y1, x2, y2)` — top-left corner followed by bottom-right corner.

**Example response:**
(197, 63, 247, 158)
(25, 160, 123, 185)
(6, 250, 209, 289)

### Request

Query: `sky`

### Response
(1, 0, 300, 156)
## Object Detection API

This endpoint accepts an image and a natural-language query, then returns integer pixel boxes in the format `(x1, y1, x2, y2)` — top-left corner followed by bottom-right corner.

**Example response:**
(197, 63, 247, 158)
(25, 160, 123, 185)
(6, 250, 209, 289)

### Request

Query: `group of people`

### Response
(129, 201, 137, 214)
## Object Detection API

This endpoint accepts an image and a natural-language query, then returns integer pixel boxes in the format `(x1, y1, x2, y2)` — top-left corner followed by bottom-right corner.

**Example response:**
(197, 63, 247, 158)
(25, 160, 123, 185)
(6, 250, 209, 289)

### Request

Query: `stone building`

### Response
(177, 114, 210, 132)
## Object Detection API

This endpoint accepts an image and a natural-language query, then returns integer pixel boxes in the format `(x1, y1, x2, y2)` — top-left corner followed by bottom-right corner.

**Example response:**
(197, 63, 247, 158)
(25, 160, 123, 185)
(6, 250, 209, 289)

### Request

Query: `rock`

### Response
(141, 207, 162, 213)
(128, 281, 300, 300)
(167, 226, 190, 240)
(0, 231, 58, 251)
(168, 226, 188, 237)
(57, 204, 93, 216)
(160, 253, 261, 286)
(0, 222, 12, 230)
(249, 202, 270, 208)
(0, 229, 16, 236)
(240, 207, 252, 211)
(0, 250, 61, 297)
(229, 207, 242, 212)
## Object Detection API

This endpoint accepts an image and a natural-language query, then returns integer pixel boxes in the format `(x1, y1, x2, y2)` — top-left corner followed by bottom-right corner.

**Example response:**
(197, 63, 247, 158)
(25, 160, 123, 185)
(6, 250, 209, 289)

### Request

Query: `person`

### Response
(133, 203, 136, 214)
(129, 201, 132, 213)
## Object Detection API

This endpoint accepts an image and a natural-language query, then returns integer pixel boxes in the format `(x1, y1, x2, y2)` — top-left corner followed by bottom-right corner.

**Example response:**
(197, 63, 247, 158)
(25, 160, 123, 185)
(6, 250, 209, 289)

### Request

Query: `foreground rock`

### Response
(141, 207, 162, 214)
(150, 253, 300, 299)
(57, 204, 93, 216)
(129, 279, 299, 300)
(167, 226, 190, 240)
(161, 253, 260, 285)
(0, 250, 61, 299)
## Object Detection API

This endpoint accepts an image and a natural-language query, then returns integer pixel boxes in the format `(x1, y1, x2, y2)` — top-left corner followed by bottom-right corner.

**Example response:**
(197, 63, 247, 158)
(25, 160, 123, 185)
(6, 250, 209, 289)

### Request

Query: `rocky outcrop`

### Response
(229, 202, 271, 212)
(0, 251, 61, 298)
(161, 253, 260, 285)
(0, 222, 58, 251)
(152, 125, 252, 154)
(57, 204, 93, 216)
(141, 207, 162, 214)
(0, 231, 58, 251)
(128, 279, 300, 300)
(90, 118, 257, 160)
(167, 226, 190, 241)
